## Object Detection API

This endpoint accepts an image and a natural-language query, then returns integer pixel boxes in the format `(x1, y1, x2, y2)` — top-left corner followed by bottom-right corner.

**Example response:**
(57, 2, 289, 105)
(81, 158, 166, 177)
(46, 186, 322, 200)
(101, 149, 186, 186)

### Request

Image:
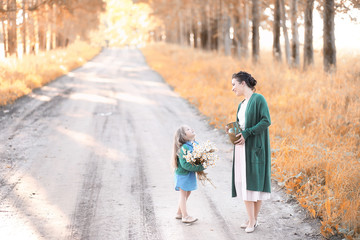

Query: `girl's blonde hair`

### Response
(172, 125, 189, 169)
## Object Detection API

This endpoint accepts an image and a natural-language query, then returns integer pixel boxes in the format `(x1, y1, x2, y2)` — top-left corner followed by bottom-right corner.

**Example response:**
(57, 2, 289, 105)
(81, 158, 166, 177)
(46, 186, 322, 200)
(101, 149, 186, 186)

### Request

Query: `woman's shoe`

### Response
(245, 221, 258, 233)
(241, 220, 257, 229)
(240, 220, 249, 228)
(245, 226, 255, 233)
(182, 216, 198, 223)
(175, 213, 182, 219)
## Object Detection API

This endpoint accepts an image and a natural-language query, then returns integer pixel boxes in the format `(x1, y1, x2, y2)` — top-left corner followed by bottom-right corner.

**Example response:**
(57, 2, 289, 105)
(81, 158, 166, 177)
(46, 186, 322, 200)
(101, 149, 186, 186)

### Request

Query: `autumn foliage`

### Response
(0, 41, 100, 106)
(142, 43, 360, 239)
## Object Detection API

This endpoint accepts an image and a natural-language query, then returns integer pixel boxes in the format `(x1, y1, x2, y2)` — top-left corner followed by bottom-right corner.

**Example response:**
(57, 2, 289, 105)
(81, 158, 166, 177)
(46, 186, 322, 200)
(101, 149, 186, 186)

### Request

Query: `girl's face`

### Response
(184, 126, 196, 141)
(232, 78, 244, 96)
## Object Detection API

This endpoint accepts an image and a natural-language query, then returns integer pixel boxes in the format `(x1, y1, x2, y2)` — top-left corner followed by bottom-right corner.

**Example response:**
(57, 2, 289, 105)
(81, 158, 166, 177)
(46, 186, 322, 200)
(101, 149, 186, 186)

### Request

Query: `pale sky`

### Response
(260, 8, 360, 54)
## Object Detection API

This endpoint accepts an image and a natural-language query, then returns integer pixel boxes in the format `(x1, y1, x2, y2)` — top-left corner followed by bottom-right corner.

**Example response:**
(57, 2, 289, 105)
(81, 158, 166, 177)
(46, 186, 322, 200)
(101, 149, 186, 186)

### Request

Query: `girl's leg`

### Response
(177, 191, 191, 215)
(244, 201, 256, 227)
(254, 200, 262, 221)
(178, 188, 189, 217)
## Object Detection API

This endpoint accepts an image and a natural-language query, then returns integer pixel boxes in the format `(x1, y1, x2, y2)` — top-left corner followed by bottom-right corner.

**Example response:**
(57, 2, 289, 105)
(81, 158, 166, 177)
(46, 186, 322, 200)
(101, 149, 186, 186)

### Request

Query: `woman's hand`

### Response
(234, 134, 245, 145)
(225, 125, 229, 133)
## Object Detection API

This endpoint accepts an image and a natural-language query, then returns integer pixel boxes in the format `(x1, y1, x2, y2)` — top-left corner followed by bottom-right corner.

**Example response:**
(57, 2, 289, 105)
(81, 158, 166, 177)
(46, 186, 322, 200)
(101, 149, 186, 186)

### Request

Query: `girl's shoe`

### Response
(182, 216, 198, 223)
(175, 213, 182, 219)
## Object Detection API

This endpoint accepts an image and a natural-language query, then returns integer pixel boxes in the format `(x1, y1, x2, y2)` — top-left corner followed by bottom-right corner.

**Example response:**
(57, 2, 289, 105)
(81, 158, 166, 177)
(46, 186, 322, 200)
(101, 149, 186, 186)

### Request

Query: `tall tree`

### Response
(323, 0, 336, 72)
(303, 0, 314, 70)
(241, 0, 249, 58)
(1, 2, 8, 57)
(252, 0, 260, 63)
(290, 0, 299, 67)
(200, 4, 209, 49)
(223, 5, 231, 56)
(217, 0, 224, 53)
(178, 2, 185, 46)
(273, 0, 281, 61)
(233, 1, 242, 59)
(206, 2, 212, 50)
(22, 0, 28, 54)
(7, 0, 17, 56)
(280, 0, 291, 65)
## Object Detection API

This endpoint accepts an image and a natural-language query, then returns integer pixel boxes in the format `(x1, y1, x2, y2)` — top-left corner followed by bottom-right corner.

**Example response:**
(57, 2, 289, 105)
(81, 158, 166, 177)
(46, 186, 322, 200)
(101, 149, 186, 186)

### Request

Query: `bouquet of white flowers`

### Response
(183, 140, 218, 187)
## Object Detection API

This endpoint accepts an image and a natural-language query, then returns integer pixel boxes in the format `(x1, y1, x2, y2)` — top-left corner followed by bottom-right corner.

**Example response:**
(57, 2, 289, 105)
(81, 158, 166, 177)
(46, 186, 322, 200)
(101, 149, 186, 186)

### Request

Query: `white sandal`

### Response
(245, 220, 259, 233)
(182, 216, 198, 223)
(241, 220, 258, 229)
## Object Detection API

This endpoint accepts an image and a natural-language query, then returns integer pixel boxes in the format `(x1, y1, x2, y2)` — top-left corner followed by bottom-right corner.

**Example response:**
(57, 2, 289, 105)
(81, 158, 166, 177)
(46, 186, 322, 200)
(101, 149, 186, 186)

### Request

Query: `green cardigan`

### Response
(176, 143, 205, 175)
(232, 93, 272, 197)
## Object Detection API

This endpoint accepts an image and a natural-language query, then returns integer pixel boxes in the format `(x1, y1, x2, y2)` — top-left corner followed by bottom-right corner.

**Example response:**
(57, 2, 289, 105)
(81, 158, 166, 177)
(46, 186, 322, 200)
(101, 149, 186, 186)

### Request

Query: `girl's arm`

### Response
(178, 145, 205, 172)
(241, 95, 271, 140)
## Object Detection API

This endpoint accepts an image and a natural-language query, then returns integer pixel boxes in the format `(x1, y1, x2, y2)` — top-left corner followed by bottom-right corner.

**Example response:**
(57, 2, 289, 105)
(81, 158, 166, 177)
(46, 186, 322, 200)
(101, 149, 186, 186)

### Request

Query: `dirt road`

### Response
(0, 48, 321, 240)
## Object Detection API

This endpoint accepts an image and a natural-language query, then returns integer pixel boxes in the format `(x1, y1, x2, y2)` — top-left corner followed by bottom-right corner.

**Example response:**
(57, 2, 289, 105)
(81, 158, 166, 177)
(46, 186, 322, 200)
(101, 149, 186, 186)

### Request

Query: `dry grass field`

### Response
(0, 41, 101, 106)
(142, 43, 360, 239)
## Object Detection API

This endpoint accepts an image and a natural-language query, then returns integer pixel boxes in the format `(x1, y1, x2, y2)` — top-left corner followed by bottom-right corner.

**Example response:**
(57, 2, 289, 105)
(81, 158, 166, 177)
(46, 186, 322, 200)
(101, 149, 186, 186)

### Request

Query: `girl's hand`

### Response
(234, 134, 245, 145)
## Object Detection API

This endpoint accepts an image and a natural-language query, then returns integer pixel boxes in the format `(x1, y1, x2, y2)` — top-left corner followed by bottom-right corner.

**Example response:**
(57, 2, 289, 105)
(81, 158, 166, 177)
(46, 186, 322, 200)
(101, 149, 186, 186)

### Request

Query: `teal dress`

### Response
(175, 141, 204, 191)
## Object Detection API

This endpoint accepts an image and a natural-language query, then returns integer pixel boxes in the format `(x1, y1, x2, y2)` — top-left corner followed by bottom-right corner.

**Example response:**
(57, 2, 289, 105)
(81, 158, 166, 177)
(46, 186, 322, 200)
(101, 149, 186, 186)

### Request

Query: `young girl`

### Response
(172, 125, 205, 223)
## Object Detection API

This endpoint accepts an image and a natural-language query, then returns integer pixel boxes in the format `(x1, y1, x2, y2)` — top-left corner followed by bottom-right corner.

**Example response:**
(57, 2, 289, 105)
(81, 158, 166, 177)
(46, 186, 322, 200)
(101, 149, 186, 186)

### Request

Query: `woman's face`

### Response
(184, 126, 196, 141)
(232, 78, 244, 96)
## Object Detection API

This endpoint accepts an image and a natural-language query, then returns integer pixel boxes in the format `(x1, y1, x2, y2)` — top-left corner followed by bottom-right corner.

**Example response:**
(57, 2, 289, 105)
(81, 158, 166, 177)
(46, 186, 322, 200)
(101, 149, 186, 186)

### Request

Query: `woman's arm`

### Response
(241, 95, 271, 140)
(178, 146, 205, 172)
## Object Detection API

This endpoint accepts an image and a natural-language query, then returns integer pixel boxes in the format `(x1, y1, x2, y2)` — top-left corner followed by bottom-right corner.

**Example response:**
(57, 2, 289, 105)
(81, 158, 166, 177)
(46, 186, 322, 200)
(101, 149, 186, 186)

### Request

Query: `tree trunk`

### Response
(217, 0, 224, 53)
(185, 12, 190, 46)
(22, 0, 28, 54)
(2, 19, 7, 57)
(323, 0, 336, 72)
(241, 0, 249, 58)
(291, 0, 300, 67)
(252, 0, 260, 63)
(45, 3, 52, 51)
(192, 8, 198, 48)
(165, 21, 172, 43)
(303, 0, 314, 70)
(188, 8, 193, 47)
(34, 11, 40, 54)
(224, 13, 231, 56)
(178, 9, 185, 46)
(280, 0, 291, 66)
(201, 7, 208, 49)
(234, 3, 242, 59)
(273, 0, 282, 61)
(211, 2, 218, 50)
(7, 0, 17, 56)
(206, 0, 213, 50)
(206, 2, 211, 50)
(51, 4, 57, 49)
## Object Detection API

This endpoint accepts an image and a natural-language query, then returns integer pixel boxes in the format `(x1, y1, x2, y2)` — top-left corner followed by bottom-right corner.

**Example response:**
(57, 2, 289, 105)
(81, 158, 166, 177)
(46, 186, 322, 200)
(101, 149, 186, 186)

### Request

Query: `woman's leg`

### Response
(178, 188, 189, 217)
(244, 201, 256, 227)
(254, 200, 262, 221)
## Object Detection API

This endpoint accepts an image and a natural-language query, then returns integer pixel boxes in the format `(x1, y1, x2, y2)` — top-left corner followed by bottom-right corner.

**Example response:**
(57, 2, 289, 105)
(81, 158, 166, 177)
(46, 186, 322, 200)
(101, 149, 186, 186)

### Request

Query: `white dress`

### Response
(234, 98, 271, 201)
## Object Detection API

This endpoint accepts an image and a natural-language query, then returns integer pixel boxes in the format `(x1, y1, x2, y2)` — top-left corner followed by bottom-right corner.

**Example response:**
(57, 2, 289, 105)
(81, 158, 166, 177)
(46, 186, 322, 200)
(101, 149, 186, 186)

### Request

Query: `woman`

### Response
(227, 71, 271, 233)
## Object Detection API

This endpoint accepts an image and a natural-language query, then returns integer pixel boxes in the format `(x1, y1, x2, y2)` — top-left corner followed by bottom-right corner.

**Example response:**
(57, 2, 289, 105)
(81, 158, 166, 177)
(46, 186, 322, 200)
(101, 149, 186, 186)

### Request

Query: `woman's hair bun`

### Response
(248, 75, 257, 87)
